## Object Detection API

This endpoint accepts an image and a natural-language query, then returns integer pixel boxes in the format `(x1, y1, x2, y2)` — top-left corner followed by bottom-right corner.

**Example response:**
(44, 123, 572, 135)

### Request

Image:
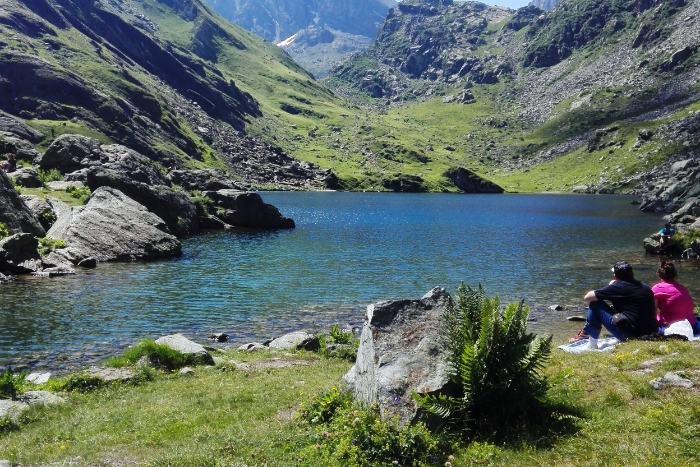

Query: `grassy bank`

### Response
(2, 340, 700, 466)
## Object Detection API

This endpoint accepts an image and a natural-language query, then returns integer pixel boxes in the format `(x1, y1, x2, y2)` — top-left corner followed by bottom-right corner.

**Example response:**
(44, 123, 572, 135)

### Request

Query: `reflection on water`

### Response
(2, 192, 696, 372)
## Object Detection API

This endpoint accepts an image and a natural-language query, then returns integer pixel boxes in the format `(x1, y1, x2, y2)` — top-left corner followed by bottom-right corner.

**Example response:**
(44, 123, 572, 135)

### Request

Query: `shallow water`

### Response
(2, 192, 696, 372)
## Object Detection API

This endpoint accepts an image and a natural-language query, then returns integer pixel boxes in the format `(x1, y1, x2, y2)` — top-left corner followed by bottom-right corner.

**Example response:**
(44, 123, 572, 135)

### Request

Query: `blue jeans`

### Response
(582, 301, 631, 341)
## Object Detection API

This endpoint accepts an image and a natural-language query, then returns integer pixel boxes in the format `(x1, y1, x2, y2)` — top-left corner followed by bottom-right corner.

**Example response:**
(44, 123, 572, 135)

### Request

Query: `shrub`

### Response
(0, 368, 28, 400)
(107, 339, 197, 370)
(66, 185, 91, 204)
(37, 168, 62, 187)
(63, 374, 105, 393)
(40, 211, 57, 230)
(192, 195, 215, 216)
(300, 389, 444, 466)
(414, 283, 552, 437)
(329, 324, 353, 344)
(0, 222, 8, 239)
(37, 237, 67, 255)
(672, 229, 700, 250)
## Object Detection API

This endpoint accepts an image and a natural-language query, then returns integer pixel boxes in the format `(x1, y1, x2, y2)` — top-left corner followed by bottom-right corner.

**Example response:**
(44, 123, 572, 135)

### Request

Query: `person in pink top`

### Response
(652, 260, 697, 331)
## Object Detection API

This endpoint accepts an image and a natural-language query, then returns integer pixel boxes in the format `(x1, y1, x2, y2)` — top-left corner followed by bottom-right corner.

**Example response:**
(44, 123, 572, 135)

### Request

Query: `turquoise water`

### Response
(2, 192, 695, 372)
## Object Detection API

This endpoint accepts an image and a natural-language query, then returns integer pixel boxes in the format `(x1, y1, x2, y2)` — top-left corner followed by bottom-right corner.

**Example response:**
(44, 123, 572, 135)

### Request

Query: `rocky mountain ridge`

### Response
(324, 0, 699, 201)
(203, 0, 397, 77)
(0, 0, 334, 190)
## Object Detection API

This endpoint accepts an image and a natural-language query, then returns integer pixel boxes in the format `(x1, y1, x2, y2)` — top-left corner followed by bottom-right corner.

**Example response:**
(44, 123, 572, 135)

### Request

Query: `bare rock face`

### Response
(0, 170, 45, 237)
(341, 287, 451, 425)
(9, 167, 42, 188)
(38, 135, 170, 186)
(444, 167, 503, 193)
(202, 190, 295, 229)
(87, 166, 198, 238)
(0, 233, 42, 273)
(167, 169, 243, 192)
(46, 186, 181, 262)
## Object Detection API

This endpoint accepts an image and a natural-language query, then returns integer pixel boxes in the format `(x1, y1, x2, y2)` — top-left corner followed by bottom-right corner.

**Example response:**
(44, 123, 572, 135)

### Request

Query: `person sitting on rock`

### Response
(658, 222, 676, 252)
(6, 153, 17, 172)
(571, 261, 657, 349)
(652, 260, 698, 334)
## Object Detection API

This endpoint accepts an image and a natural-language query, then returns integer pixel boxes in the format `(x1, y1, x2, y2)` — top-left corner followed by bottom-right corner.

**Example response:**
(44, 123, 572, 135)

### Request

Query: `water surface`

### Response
(2, 193, 695, 372)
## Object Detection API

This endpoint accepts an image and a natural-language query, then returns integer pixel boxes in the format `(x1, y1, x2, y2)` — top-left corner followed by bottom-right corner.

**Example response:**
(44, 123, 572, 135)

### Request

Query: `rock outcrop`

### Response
(0, 233, 42, 273)
(46, 186, 181, 262)
(0, 170, 45, 237)
(9, 167, 42, 188)
(154, 334, 215, 365)
(202, 190, 295, 229)
(268, 331, 320, 351)
(167, 169, 243, 192)
(342, 287, 451, 425)
(87, 168, 199, 237)
(444, 167, 504, 193)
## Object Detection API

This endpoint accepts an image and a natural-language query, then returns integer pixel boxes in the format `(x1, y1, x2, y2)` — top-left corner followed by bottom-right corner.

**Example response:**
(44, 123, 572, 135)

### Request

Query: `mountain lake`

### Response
(3, 192, 697, 373)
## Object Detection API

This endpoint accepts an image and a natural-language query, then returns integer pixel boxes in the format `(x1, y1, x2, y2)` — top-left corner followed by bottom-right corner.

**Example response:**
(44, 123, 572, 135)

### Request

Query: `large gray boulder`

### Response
(0, 233, 42, 273)
(0, 170, 45, 236)
(341, 287, 452, 425)
(0, 131, 42, 162)
(46, 186, 181, 262)
(202, 190, 295, 229)
(87, 168, 198, 237)
(36, 134, 104, 174)
(9, 167, 42, 188)
(155, 334, 215, 365)
(38, 136, 170, 186)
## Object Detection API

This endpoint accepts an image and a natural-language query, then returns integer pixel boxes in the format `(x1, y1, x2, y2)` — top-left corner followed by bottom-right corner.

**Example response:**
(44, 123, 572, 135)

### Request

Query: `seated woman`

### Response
(652, 260, 697, 333)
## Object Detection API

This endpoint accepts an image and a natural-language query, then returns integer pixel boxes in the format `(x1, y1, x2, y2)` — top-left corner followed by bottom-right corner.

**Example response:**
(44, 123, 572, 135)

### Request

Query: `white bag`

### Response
(663, 319, 694, 340)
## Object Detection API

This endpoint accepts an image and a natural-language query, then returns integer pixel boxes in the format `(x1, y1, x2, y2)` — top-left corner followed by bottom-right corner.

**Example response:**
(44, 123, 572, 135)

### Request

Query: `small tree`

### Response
(414, 283, 552, 436)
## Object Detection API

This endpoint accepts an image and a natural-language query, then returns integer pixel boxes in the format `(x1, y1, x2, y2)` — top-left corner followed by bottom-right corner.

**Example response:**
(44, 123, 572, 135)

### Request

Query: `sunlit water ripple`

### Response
(3, 192, 697, 373)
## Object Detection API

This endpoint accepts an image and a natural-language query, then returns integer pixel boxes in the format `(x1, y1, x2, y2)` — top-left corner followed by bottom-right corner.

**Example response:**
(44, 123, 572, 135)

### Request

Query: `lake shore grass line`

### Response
(2, 339, 700, 466)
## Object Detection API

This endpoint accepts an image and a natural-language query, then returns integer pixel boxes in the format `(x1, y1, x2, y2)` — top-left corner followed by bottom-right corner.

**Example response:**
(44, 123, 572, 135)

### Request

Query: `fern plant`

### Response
(415, 283, 552, 436)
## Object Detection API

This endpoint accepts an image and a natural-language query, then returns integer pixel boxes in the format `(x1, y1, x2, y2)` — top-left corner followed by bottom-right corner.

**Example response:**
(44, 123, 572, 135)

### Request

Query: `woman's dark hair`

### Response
(657, 260, 677, 281)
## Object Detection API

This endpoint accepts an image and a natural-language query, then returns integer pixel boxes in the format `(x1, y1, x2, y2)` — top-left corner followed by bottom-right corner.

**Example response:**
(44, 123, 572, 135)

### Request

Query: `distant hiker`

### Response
(1, 153, 17, 172)
(570, 261, 657, 349)
(658, 222, 676, 251)
(6, 153, 17, 172)
(653, 260, 697, 333)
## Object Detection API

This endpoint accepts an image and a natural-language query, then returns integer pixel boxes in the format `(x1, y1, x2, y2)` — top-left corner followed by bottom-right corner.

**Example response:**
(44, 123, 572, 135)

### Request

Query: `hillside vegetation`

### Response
(2, 340, 700, 465)
(324, 0, 700, 193)
(1, 0, 698, 193)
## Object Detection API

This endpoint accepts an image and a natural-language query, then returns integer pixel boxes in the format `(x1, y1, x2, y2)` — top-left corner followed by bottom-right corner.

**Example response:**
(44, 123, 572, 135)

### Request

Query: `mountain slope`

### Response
(0, 0, 353, 188)
(322, 0, 700, 193)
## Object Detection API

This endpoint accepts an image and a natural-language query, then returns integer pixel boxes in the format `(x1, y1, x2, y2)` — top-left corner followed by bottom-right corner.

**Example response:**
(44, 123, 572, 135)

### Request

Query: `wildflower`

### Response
(445, 463, 452, 467)
(315, 444, 321, 450)
(351, 439, 356, 445)
(448, 455, 454, 460)
(352, 417, 360, 425)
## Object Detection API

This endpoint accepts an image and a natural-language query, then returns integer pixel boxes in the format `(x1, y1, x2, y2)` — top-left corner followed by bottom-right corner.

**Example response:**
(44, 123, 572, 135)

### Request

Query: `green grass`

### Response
(3, 340, 700, 465)
(16, 187, 87, 207)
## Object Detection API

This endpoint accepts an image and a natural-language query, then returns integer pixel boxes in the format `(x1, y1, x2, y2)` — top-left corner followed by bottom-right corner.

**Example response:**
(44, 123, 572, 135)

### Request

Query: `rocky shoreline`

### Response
(0, 113, 300, 280)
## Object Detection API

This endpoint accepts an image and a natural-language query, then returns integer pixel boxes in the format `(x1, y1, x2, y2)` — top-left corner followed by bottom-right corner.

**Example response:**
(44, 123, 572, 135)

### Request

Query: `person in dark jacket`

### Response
(571, 261, 657, 349)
